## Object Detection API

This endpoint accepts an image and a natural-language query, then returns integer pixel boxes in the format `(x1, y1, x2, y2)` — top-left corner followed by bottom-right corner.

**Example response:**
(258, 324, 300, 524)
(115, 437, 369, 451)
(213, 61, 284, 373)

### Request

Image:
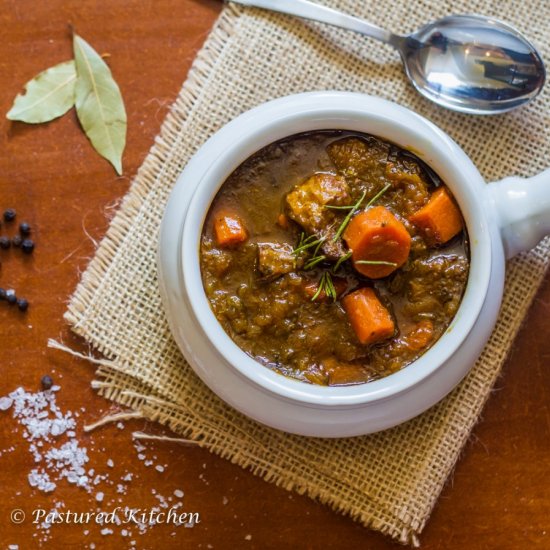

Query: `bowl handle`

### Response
(489, 169, 550, 259)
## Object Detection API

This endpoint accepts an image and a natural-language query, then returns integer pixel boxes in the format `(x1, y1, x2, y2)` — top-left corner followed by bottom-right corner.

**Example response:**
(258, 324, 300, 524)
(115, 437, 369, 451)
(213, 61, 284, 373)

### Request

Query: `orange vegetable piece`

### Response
(403, 320, 434, 351)
(213, 213, 248, 248)
(327, 365, 369, 386)
(342, 287, 395, 345)
(303, 277, 347, 301)
(277, 213, 289, 229)
(343, 206, 411, 279)
(409, 186, 463, 245)
(322, 357, 371, 386)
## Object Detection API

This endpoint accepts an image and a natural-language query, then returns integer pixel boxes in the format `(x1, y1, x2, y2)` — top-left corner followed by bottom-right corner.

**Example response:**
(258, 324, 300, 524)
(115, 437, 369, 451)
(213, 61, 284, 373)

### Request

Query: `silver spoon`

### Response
(231, 0, 546, 114)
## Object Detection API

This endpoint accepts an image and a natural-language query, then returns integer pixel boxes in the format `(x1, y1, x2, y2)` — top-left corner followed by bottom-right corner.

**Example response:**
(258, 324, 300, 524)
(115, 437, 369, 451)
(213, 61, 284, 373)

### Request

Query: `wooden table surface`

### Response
(1, 1, 549, 548)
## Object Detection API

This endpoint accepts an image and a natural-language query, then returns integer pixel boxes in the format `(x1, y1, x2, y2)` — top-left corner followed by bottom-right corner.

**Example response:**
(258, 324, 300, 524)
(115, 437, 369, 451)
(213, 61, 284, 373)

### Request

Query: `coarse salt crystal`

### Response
(100, 528, 113, 535)
(107, 459, 114, 468)
(96, 492, 104, 502)
(50, 420, 65, 436)
(78, 476, 88, 487)
(174, 489, 184, 498)
(0, 397, 14, 410)
(67, 472, 78, 484)
(155, 465, 164, 473)
(28, 469, 56, 493)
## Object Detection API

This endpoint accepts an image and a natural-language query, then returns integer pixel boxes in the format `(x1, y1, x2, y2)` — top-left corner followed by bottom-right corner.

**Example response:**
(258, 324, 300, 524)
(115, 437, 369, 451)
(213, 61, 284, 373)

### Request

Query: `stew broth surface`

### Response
(200, 131, 469, 385)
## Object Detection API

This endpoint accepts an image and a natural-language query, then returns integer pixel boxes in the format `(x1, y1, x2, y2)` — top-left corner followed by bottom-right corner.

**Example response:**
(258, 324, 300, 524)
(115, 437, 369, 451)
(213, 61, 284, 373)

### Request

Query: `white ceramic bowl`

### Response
(158, 92, 550, 437)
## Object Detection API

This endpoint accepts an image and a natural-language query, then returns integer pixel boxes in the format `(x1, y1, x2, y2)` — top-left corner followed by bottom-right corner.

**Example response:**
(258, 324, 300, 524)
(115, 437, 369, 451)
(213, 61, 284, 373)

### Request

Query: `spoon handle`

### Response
(230, 0, 394, 45)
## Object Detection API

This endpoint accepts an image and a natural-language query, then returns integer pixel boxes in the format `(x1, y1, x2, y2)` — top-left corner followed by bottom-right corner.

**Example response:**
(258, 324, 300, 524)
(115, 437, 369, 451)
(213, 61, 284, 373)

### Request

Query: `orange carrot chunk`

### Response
(343, 206, 411, 279)
(409, 186, 463, 246)
(322, 357, 372, 386)
(342, 287, 395, 345)
(214, 213, 248, 248)
(403, 320, 434, 351)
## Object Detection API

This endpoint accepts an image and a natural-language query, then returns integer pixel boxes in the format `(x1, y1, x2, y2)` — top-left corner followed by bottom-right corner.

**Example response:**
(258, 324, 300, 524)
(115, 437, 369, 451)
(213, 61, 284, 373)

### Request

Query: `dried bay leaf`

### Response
(73, 34, 126, 175)
(7, 61, 76, 123)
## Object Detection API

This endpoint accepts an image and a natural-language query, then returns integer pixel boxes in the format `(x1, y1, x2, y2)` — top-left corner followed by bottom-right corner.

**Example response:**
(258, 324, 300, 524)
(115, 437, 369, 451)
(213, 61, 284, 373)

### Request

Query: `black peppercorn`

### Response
(21, 239, 34, 254)
(3, 209, 16, 222)
(19, 222, 31, 236)
(0, 288, 6, 301)
(6, 294, 17, 305)
(17, 298, 29, 312)
(12, 235, 22, 248)
(41, 375, 54, 390)
(0, 236, 10, 250)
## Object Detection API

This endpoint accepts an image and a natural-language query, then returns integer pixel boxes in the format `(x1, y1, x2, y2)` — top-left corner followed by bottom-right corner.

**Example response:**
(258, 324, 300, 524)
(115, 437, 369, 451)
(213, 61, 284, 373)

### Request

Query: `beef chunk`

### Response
(319, 235, 346, 260)
(201, 244, 232, 277)
(285, 173, 349, 259)
(385, 156, 431, 215)
(257, 242, 296, 278)
(389, 254, 469, 322)
(327, 136, 390, 180)
(286, 173, 350, 233)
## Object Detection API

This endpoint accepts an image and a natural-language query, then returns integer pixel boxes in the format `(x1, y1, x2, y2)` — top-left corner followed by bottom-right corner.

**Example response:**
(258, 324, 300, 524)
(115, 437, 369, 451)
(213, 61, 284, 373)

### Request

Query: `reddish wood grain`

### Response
(0, 1, 549, 548)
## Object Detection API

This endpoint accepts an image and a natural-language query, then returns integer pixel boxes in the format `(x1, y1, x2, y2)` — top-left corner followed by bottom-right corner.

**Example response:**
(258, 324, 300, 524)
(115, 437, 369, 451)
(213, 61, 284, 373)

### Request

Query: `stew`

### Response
(200, 131, 469, 386)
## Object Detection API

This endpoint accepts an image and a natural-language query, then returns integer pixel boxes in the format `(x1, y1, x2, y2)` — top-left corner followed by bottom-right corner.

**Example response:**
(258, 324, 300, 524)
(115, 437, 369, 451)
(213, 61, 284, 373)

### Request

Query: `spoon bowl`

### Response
(232, 0, 546, 114)
(400, 14, 546, 114)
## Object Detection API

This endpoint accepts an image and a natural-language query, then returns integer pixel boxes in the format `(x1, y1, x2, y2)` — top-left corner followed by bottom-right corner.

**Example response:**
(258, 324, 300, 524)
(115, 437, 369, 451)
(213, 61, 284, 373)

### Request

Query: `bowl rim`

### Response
(181, 92, 493, 407)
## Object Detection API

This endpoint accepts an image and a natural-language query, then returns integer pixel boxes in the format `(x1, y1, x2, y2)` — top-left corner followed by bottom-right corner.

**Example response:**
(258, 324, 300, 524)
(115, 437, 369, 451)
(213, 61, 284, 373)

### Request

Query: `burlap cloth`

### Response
(64, 1, 550, 545)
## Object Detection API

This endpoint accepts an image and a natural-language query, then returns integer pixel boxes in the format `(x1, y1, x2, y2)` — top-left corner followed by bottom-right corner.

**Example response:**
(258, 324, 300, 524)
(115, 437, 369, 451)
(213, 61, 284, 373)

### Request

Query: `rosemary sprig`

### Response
(324, 272, 337, 299)
(365, 183, 392, 209)
(333, 250, 352, 272)
(331, 183, 392, 243)
(311, 272, 337, 302)
(354, 260, 397, 267)
(312, 236, 325, 257)
(292, 227, 331, 271)
(324, 204, 355, 210)
(310, 276, 325, 302)
(304, 255, 327, 270)
(292, 235, 325, 256)
(331, 189, 366, 243)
